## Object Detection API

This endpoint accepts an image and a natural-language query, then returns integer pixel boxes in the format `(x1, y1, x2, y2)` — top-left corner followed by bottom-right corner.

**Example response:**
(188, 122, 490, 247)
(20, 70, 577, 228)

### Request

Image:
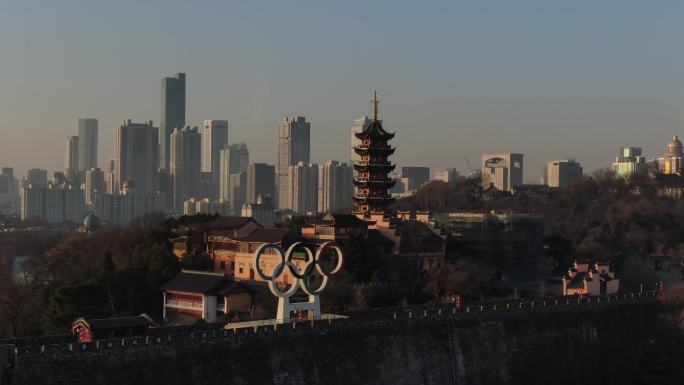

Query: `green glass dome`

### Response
(83, 214, 100, 231)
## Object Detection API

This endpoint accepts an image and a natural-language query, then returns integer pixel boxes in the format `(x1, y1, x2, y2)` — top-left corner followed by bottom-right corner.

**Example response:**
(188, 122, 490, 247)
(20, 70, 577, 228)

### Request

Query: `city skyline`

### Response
(3, 2, 684, 181)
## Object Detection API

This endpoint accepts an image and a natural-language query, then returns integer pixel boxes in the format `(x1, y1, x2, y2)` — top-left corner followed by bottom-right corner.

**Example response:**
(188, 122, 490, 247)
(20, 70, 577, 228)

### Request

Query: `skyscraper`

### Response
(219, 144, 249, 202)
(247, 163, 275, 204)
(287, 162, 318, 215)
(78, 118, 98, 172)
(202, 120, 229, 198)
(64, 136, 79, 182)
(160, 73, 186, 171)
(481, 153, 524, 192)
(318, 161, 353, 213)
(115, 120, 160, 194)
(278, 116, 310, 209)
(227, 143, 249, 175)
(170, 126, 202, 211)
(545, 160, 582, 188)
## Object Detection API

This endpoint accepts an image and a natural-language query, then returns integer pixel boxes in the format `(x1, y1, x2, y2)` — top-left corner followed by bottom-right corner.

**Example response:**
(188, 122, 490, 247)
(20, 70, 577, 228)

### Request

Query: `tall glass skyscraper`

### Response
(78, 118, 98, 172)
(160, 73, 186, 171)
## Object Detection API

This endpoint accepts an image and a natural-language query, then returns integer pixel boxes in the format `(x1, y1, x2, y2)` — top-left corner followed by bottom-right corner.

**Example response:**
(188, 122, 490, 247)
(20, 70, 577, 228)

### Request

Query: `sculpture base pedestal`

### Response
(276, 295, 321, 324)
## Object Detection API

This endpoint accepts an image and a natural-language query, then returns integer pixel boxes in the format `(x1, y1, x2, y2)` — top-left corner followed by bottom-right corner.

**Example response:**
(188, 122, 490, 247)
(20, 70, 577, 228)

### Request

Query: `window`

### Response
(239, 267, 244, 274)
(220, 261, 226, 270)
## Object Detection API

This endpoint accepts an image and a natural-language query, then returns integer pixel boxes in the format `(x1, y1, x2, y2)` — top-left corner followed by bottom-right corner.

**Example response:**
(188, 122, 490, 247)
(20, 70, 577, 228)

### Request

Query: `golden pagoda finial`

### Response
(371, 90, 379, 121)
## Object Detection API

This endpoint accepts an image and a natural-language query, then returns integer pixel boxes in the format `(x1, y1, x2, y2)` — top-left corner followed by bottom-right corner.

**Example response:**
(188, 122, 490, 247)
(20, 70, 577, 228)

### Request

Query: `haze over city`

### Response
(2, 1, 684, 180)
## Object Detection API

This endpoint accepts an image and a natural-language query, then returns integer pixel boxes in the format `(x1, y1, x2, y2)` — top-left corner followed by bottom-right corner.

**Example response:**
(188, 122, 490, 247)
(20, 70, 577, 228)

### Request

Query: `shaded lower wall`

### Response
(10, 301, 684, 385)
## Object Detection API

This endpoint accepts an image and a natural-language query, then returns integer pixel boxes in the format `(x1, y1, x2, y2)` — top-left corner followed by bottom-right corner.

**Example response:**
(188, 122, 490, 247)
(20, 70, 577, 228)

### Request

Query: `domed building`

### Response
(81, 213, 100, 233)
(662, 135, 683, 175)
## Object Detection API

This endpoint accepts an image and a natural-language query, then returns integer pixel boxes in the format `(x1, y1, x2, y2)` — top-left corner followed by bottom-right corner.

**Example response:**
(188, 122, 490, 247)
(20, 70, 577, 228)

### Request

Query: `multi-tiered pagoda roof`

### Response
(353, 91, 396, 214)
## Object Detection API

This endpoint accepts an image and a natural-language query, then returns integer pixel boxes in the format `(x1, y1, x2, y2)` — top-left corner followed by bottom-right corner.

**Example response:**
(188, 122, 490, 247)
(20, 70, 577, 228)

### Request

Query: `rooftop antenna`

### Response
(371, 90, 379, 121)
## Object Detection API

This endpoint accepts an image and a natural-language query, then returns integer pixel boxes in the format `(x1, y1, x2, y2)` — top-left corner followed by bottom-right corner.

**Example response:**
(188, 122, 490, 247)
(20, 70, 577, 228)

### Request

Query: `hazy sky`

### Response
(2, 1, 684, 182)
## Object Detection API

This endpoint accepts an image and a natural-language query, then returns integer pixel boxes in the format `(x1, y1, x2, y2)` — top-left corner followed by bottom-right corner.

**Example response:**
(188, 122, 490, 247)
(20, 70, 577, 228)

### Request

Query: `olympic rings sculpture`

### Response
(252, 241, 344, 298)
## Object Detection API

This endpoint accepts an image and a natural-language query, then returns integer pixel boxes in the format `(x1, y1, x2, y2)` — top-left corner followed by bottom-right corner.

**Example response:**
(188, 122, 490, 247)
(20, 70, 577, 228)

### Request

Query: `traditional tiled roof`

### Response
(160, 270, 228, 294)
(73, 314, 154, 330)
(318, 213, 374, 228)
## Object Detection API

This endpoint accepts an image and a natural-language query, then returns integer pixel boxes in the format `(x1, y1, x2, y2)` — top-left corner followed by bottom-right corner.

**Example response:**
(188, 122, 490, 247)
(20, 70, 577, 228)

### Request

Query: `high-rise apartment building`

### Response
(545, 160, 583, 188)
(202, 120, 228, 198)
(246, 163, 275, 204)
(228, 172, 247, 212)
(25, 169, 48, 188)
(401, 167, 431, 191)
(242, 195, 278, 227)
(0, 168, 17, 196)
(78, 118, 98, 172)
(219, 143, 249, 203)
(434, 168, 459, 184)
(287, 162, 318, 214)
(94, 181, 164, 225)
(115, 120, 160, 194)
(64, 136, 79, 182)
(85, 168, 105, 205)
(612, 147, 646, 177)
(481, 153, 524, 192)
(105, 159, 116, 194)
(278, 116, 310, 209)
(318, 161, 353, 213)
(160, 73, 186, 171)
(20, 183, 85, 223)
(170, 126, 202, 211)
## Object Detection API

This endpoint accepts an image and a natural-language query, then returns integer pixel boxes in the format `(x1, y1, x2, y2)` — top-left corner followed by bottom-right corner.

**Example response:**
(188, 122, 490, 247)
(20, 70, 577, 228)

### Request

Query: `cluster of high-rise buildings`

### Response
(611, 136, 684, 178)
(10, 73, 386, 226)
(15, 72, 683, 227)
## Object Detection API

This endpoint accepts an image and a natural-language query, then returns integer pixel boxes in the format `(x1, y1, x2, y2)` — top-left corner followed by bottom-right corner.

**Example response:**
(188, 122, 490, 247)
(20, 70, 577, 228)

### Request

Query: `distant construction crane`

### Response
(464, 156, 481, 179)
(464, 156, 474, 174)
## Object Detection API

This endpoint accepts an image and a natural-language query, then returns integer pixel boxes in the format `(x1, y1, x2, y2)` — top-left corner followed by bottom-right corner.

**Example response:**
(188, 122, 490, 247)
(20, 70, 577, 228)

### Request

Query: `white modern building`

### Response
(287, 162, 318, 215)
(202, 120, 229, 198)
(481, 153, 524, 192)
(318, 160, 353, 213)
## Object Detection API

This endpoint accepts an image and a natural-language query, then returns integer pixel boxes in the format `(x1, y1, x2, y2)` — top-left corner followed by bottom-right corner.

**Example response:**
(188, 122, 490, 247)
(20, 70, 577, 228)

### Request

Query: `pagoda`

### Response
(353, 91, 396, 214)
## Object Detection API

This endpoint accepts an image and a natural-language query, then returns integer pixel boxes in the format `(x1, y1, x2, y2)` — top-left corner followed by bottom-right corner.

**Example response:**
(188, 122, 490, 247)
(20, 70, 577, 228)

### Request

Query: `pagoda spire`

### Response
(371, 90, 379, 121)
